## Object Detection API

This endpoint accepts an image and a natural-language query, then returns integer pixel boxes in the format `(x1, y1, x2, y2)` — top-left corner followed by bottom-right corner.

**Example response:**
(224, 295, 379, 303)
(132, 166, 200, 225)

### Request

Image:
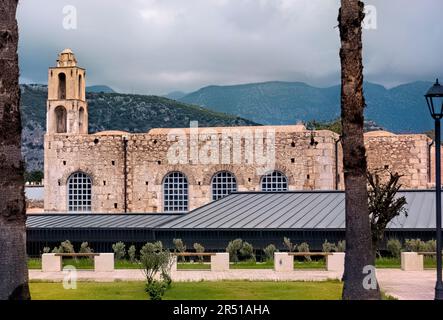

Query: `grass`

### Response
(375, 256, 437, 269)
(28, 256, 437, 270)
(29, 280, 343, 300)
(28, 258, 141, 270)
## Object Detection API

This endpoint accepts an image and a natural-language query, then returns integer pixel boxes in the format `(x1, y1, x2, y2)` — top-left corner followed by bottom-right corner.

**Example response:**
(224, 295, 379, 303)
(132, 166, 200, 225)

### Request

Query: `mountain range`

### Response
(20, 84, 256, 172)
(178, 81, 434, 133)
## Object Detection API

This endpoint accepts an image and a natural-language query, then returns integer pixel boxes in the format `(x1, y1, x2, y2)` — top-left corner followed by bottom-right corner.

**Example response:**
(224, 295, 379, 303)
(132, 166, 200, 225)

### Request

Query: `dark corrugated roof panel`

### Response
(159, 190, 441, 230)
(27, 214, 180, 229)
(26, 190, 441, 230)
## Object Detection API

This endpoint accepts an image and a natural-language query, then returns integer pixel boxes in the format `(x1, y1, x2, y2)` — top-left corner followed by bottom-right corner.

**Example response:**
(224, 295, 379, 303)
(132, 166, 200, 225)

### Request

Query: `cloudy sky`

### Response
(17, 0, 443, 95)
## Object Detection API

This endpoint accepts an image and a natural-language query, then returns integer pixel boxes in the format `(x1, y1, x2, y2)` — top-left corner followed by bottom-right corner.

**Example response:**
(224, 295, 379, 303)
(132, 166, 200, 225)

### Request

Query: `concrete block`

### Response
(401, 252, 424, 271)
(94, 253, 115, 272)
(274, 252, 294, 272)
(170, 255, 177, 272)
(42, 253, 62, 272)
(326, 253, 345, 273)
(211, 253, 230, 271)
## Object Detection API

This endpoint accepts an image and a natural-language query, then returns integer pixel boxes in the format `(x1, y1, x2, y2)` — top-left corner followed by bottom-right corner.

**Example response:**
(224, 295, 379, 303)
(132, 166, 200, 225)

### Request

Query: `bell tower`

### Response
(47, 49, 88, 134)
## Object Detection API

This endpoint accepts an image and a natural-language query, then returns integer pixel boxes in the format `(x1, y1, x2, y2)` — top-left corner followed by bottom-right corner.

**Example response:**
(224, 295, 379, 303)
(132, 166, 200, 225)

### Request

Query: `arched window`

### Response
(58, 72, 66, 99)
(211, 171, 237, 201)
(79, 107, 85, 132)
(67, 172, 92, 212)
(163, 172, 188, 212)
(261, 171, 288, 192)
(54, 106, 67, 133)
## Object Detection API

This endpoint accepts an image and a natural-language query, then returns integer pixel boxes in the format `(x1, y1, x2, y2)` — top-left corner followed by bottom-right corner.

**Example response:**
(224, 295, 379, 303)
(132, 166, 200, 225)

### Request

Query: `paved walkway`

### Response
(29, 269, 437, 300)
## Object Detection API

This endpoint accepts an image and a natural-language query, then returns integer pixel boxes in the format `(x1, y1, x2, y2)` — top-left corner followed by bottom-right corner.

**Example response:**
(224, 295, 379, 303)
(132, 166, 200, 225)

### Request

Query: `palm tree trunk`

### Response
(338, 0, 380, 300)
(0, 0, 30, 300)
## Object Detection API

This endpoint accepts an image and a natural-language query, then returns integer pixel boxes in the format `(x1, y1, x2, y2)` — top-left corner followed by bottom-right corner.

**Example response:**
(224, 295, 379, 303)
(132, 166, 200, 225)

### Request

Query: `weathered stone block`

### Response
(94, 253, 115, 272)
(401, 252, 423, 271)
(274, 252, 294, 272)
(211, 253, 230, 271)
(42, 253, 62, 272)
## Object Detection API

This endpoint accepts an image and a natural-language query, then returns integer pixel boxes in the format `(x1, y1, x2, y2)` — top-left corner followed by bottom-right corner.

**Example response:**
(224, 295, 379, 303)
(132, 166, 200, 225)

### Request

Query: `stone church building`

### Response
(44, 50, 435, 213)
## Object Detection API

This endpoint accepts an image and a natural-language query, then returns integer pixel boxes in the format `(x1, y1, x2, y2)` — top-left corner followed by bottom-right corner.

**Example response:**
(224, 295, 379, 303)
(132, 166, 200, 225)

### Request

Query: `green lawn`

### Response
(28, 256, 437, 270)
(30, 280, 343, 300)
(375, 256, 436, 269)
(28, 258, 140, 270)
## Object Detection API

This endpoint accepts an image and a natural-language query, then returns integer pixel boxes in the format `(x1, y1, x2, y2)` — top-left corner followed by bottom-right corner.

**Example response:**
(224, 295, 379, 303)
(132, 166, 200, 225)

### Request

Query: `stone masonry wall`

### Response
(365, 134, 431, 189)
(44, 127, 432, 213)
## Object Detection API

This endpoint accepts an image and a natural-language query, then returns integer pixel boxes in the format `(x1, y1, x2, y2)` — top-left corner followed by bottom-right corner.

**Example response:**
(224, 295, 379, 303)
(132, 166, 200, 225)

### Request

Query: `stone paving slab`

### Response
(29, 269, 437, 300)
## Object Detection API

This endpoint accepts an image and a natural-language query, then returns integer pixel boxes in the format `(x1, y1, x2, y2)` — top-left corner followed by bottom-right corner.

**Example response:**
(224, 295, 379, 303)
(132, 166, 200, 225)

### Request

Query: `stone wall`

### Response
(44, 133, 126, 212)
(364, 132, 431, 189)
(44, 126, 433, 213)
(44, 126, 341, 212)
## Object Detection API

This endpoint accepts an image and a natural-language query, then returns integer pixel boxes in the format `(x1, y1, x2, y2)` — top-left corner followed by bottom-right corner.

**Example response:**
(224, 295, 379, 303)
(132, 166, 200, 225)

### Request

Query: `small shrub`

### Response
(79, 242, 93, 254)
(52, 240, 74, 254)
(60, 240, 75, 253)
(226, 239, 243, 263)
(112, 241, 126, 260)
(336, 240, 346, 252)
(145, 280, 167, 301)
(404, 239, 426, 252)
(139, 241, 172, 300)
(193, 243, 205, 262)
(283, 237, 296, 252)
(42, 247, 51, 254)
(322, 240, 336, 253)
(173, 238, 186, 262)
(386, 239, 402, 258)
(128, 245, 136, 262)
(240, 241, 255, 262)
(297, 242, 311, 261)
(424, 240, 436, 253)
(263, 244, 277, 262)
(51, 247, 61, 254)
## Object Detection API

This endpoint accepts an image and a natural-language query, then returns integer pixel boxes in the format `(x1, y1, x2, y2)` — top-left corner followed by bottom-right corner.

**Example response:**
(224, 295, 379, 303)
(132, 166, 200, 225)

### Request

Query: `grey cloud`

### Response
(17, 0, 443, 95)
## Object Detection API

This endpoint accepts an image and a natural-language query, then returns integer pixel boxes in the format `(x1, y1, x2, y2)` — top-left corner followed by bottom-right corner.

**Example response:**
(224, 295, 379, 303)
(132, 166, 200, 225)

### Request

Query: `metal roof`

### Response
(158, 190, 441, 230)
(26, 213, 180, 229)
(26, 190, 441, 230)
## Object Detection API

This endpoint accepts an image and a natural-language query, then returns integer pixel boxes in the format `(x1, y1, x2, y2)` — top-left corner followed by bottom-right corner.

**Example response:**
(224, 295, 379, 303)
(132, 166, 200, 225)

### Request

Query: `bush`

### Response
(42, 247, 51, 254)
(79, 242, 93, 254)
(297, 242, 311, 261)
(139, 241, 173, 300)
(386, 239, 402, 258)
(173, 239, 186, 262)
(240, 241, 255, 262)
(193, 243, 205, 262)
(112, 241, 126, 260)
(336, 240, 346, 252)
(226, 239, 243, 263)
(263, 244, 277, 262)
(145, 280, 167, 301)
(322, 240, 336, 253)
(283, 237, 296, 252)
(128, 245, 136, 262)
(52, 240, 75, 254)
(51, 247, 61, 254)
(404, 239, 426, 252)
(424, 240, 436, 253)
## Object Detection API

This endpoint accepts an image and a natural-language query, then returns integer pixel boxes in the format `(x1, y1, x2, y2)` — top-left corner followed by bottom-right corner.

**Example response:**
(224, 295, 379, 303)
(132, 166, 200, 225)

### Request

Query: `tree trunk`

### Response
(338, 0, 380, 300)
(0, 0, 30, 300)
